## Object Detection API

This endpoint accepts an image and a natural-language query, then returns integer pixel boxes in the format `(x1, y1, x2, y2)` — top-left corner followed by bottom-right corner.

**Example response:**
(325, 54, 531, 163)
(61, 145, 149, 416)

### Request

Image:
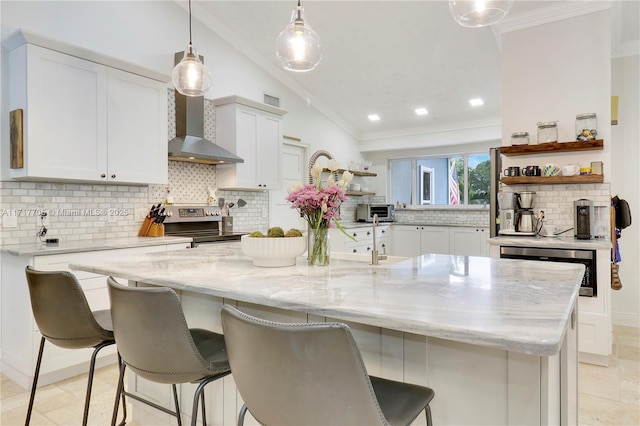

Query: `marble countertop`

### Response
(70, 244, 584, 357)
(489, 235, 611, 249)
(1, 236, 193, 256)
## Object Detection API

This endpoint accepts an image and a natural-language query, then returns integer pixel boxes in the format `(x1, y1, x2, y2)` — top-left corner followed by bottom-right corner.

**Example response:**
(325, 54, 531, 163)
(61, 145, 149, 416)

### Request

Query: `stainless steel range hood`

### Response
(168, 53, 243, 165)
(168, 92, 243, 165)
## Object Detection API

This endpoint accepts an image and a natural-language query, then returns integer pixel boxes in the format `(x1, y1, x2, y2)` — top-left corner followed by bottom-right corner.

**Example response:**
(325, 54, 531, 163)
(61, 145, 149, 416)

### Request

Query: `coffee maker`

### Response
(574, 199, 595, 239)
(515, 191, 536, 233)
(498, 192, 518, 234)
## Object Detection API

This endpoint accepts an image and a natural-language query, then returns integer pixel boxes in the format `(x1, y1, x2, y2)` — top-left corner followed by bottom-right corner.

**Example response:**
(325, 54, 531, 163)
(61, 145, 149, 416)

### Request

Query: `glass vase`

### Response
(308, 227, 330, 266)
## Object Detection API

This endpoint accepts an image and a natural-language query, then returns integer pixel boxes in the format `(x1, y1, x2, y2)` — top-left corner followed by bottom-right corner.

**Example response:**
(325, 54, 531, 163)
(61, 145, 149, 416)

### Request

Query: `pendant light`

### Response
(172, 0, 212, 96)
(275, 0, 322, 72)
(449, 0, 513, 28)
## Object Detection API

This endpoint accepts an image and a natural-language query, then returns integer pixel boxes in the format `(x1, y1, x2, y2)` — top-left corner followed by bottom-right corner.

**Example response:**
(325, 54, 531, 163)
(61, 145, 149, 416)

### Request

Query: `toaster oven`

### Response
(356, 204, 394, 222)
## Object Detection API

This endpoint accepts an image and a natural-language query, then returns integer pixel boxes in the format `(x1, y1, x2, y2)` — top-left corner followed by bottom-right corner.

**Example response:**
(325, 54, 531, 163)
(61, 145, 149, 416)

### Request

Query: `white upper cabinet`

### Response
(7, 34, 168, 185)
(106, 68, 168, 184)
(214, 96, 287, 190)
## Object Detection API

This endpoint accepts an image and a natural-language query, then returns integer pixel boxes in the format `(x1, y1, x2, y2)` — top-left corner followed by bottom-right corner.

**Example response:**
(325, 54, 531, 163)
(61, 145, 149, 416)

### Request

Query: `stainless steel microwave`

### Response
(356, 204, 394, 222)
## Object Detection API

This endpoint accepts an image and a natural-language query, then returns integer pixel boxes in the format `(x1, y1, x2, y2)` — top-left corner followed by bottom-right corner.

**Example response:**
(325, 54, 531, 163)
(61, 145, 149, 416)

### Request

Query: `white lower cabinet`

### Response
(0, 243, 187, 389)
(127, 296, 576, 426)
(330, 225, 390, 255)
(449, 226, 490, 257)
(391, 225, 489, 257)
(391, 225, 449, 256)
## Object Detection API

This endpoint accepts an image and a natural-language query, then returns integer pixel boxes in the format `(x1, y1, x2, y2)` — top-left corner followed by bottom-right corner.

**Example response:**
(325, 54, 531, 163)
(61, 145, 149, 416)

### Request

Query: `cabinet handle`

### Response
(381, 243, 386, 248)
(111, 174, 116, 179)
(381, 229, 386, 234)
(352, 248, 357, 253)
(366, 231, 371, 235)
(352, 233, 357, 237)
(366, 247, 371, 251)
(100, 174, 106, 178)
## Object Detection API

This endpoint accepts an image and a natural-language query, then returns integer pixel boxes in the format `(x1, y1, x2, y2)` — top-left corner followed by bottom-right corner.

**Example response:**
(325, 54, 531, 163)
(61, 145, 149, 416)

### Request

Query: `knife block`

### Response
(146, 223, 165, 237)
(138, 217, 154, 236)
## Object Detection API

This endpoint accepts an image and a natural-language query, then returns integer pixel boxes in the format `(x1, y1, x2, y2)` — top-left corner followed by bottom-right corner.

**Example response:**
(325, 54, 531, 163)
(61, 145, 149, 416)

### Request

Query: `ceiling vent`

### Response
(264, 94, 280, 108)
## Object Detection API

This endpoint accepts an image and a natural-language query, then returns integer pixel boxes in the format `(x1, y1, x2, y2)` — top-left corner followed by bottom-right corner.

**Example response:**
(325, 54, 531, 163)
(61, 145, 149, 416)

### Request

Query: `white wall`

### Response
(0, 0, 363, 168)
(501, 9, 640, 327)
(611, 54, 640, 327)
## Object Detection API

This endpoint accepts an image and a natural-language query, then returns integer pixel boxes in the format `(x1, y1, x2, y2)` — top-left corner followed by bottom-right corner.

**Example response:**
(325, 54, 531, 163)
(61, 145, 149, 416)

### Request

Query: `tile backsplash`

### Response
(504, 183, 611, 238)
(0, 181, 150, 245)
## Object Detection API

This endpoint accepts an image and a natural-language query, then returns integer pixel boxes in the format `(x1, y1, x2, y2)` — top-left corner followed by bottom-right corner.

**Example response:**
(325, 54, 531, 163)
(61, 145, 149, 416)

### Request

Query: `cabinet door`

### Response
(391, 226, 421, 257)
(257, 114, 282, 189)
(449, 227, 489, 257)
(216, 103, 283, 189)
(11, 44, 108, 181)
(234, 107, 260, 188)
(420, 226, 450, 255)
(107, 68, 168, 184)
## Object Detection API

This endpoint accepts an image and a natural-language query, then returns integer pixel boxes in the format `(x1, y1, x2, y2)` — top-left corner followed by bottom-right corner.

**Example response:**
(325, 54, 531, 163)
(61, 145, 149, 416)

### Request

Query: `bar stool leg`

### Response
(25, 337, 46, 426)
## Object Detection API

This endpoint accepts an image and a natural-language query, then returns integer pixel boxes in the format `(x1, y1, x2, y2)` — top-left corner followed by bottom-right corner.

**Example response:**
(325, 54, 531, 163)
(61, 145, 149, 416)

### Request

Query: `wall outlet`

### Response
(40, 212, 50, 227)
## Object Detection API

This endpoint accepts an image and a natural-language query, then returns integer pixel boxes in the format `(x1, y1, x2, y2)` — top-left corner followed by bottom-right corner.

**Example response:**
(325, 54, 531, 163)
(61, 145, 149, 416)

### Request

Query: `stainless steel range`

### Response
(163, 205, 247, 247)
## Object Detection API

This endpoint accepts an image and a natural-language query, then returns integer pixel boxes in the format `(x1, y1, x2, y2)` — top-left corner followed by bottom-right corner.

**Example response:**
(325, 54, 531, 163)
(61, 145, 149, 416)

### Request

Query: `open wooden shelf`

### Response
(345, 191, 375, 196)
(500, 139, 603, 156)
(501, 174, 604, 185)
(323, 168, 377, 177)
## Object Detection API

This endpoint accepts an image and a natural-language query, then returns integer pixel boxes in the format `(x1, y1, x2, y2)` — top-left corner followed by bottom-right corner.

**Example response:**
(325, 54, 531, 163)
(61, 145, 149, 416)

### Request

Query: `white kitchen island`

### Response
(70, 244, 584, 426)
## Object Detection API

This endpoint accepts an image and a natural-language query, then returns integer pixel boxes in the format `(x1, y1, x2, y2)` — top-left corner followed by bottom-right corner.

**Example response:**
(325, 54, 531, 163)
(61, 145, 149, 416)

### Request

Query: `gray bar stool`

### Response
(221, 305, 435, 426)
(24, 266, 125, 426)
(107, 277, 231, 426)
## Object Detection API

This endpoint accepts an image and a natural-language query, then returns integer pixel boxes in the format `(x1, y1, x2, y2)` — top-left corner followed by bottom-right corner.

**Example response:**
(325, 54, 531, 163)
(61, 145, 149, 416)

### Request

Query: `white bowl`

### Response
(241, 235, 306, 267)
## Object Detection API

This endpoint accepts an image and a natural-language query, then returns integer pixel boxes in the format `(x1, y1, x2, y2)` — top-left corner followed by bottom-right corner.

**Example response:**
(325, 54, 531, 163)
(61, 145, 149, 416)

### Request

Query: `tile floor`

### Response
(1, 325, 638, 425)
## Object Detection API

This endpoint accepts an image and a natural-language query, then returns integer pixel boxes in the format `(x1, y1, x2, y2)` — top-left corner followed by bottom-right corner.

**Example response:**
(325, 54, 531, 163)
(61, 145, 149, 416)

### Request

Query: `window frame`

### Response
(388, 151, 489, 207)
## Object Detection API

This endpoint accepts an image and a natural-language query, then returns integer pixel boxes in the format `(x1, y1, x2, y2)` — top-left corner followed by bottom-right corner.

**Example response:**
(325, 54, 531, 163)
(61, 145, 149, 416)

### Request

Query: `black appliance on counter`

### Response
(163, 205, 247, 247)
(574, 199, 595, 240)
(500, 246, 597, 297)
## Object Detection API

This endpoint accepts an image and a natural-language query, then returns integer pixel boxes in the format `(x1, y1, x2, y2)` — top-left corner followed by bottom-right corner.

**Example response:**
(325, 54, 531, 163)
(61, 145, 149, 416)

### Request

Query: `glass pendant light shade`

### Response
(172, 44, 212, 97)
(275, 3, 322, 72)
(449, 0, 513, 28)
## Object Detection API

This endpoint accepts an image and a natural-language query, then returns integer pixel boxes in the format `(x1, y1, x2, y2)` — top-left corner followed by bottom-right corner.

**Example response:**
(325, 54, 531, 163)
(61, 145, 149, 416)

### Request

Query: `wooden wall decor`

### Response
(10, 109, 24, 169)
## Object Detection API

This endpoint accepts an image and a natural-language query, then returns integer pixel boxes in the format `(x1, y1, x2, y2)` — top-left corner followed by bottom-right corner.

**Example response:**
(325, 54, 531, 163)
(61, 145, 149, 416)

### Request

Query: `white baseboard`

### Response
(612, 312, 640, 328)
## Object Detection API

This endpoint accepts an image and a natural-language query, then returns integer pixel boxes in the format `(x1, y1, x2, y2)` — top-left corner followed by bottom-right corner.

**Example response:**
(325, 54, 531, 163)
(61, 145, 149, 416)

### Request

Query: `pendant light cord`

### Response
(188, 0, 193, 45)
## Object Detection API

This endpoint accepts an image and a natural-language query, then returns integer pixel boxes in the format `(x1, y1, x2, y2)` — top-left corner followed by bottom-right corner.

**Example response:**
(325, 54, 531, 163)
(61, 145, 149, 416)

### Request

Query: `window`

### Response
(419, 166, 434, 204)
(389, 153, 490, 206)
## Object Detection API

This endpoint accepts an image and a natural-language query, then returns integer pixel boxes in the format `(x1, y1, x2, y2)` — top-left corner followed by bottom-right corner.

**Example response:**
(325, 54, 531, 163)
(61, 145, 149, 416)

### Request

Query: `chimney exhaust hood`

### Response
(168, 91, 243, 165)
(168, 52, 243, 165)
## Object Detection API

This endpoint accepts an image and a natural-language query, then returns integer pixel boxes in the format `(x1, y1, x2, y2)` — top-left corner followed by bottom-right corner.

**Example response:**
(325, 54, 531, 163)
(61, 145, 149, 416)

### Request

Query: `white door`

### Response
(269, 141, 307, 231)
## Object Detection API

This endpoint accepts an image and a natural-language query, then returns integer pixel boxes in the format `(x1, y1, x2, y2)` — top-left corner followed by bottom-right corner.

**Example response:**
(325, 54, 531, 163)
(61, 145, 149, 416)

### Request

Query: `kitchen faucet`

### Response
(371, 214, 387, 265)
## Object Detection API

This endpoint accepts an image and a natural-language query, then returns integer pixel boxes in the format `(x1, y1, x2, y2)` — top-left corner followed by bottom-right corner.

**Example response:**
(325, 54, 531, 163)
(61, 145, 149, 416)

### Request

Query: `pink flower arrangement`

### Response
(286, 160, 354, 232)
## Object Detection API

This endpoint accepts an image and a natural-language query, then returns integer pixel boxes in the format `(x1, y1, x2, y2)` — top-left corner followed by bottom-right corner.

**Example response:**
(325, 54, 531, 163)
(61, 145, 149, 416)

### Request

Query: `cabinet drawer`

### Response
(347, 229, 374, 243)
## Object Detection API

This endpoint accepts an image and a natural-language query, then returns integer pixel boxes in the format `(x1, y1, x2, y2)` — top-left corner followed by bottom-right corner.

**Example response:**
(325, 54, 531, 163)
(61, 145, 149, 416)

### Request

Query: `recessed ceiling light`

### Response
(368, 114, 380, 122)
(469, 98, 484, 107)
(415, 108, 428, 116)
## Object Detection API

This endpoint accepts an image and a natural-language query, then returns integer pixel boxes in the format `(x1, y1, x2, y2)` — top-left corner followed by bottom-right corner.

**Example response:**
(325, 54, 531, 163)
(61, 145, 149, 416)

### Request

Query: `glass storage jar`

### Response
(511, 132, 530, 145)
(537, 121, 558, 143)
(575, 113, 598, 141)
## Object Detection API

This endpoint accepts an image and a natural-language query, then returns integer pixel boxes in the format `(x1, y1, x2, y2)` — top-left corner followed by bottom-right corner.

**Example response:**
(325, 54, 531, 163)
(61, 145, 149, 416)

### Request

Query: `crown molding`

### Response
(495, 1, 613, 34)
